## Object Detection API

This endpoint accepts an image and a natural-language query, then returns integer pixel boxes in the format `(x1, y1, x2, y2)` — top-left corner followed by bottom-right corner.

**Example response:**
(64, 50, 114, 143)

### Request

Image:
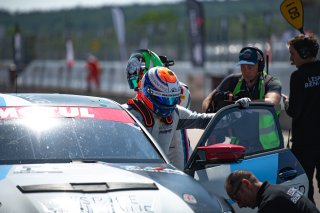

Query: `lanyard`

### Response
(233, 77, 264, 99)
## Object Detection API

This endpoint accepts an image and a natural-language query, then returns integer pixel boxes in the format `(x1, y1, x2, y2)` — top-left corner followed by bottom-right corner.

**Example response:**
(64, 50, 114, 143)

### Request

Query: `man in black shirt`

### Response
(225, 170, 319, 212)
(202, 47, 281, 113)
(282, 34, 320, 203)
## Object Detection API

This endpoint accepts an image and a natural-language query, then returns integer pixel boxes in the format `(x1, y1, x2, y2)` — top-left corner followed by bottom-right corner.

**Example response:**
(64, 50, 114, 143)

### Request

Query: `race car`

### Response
(184, 102, 309, 213)
(0, 93, 235, 213)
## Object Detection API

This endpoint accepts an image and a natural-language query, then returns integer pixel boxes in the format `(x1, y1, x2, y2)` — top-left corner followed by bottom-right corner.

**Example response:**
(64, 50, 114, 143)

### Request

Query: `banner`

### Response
(13, 24, 22, 68)
(65, 38, 74, 70)
(111, 7, 128, 61)
(186, 0, 205, 67)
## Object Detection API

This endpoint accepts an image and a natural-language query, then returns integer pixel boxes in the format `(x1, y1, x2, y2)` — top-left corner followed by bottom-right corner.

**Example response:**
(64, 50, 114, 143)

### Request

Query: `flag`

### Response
(111, 7, 127, 61)
(66, 38, 74, 70)
(186, 0, 205, 67)
(13, 24, 22, 67)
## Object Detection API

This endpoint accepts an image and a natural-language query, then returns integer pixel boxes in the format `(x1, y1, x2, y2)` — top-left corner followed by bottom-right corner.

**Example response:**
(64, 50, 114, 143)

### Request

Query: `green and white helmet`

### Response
(126, 49, 174, 91)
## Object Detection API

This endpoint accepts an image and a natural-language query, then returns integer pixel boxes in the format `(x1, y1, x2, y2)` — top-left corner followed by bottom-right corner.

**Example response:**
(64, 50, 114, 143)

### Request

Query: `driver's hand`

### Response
(236, 97, 251, 108)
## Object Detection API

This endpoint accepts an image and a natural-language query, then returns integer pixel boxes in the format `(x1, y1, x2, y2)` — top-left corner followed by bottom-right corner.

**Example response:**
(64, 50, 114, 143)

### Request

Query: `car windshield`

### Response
(0, 106, 162, 164)
(203, 106, 283, 155)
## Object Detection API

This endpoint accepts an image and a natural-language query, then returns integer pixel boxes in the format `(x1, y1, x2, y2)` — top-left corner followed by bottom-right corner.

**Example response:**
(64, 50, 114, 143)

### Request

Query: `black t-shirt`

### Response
(286, 61, 320, 147)
(257, 181, 319, 213)
(212, 73, 281, 111)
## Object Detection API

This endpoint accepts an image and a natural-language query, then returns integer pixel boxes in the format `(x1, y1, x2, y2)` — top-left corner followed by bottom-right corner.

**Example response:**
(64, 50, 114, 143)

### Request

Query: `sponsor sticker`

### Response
(0, 107, 134, 123)
(13, 165, 62, 174)
(183, 194, 197, 204)
(121, 166, 185, 175)
(38, 194, 154, 213)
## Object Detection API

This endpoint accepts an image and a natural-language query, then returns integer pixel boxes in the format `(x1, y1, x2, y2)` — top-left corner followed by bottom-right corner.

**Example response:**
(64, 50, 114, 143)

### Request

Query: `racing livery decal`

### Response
(0, 94, 33, 106)
(0, 165, 11, 181)
(13, 165, 63, 174)
(121, 166, 185, 175)
(0, 107, 134, 123)
(183, 194, 197, 204)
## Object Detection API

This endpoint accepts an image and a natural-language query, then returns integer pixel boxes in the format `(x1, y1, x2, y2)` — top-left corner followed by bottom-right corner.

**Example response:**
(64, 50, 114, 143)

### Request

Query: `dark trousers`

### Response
(291, 145, 320, 204)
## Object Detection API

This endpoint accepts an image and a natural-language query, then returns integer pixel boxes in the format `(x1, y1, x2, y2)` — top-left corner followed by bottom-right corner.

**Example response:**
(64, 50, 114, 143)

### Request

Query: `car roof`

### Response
(0, 93, 122, 109)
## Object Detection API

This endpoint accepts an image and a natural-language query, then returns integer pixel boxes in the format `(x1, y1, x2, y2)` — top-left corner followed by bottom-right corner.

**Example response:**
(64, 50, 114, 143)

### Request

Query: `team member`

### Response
(126, 49, 191, 169)
(282, 34, 320, 203)
(202, 47, 281, 113)
(224, 170, 319, 212)
(124, 66, 250, 160)
(85, 54, 101, 93)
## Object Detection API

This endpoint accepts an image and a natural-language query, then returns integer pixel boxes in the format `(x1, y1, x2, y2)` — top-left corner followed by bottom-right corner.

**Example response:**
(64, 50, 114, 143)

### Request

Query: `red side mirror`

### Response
(197, 143, 245, 162)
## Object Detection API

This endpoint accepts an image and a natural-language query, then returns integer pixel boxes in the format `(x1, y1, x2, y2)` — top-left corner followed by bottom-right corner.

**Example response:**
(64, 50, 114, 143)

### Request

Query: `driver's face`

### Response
(240, 64, 259, 84)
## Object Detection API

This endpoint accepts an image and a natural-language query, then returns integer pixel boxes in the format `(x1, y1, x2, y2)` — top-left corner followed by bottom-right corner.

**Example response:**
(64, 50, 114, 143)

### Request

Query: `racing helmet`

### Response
(139, 67, 181, 117)
(126, 49, 163, 91)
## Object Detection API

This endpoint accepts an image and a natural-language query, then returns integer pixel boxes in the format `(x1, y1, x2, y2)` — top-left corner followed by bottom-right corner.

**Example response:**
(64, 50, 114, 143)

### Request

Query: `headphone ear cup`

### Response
(297, 47, 310, 59)
(255, 48, 265, 72)
(258, 59, 265, 72)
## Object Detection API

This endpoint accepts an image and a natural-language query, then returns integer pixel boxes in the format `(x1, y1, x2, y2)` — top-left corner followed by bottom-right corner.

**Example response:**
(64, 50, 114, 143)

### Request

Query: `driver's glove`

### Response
(236, 97, 251, 108)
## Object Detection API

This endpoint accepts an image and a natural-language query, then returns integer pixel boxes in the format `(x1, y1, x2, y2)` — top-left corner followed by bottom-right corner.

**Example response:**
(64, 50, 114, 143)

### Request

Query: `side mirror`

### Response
(197, 143, 245, 164)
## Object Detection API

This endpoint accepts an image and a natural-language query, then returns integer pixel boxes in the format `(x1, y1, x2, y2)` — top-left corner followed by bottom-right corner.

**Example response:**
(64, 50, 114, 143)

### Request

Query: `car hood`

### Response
(0, 163, 221, 212)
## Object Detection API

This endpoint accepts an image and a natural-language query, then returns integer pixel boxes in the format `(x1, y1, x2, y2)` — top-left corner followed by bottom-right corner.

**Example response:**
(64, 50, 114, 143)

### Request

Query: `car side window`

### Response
(204, 108, 281, 155)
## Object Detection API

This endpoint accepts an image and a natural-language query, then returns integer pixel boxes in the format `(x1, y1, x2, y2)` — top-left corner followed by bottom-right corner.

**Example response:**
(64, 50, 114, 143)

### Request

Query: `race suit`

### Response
(123, 103, 215, 166)
(168, 83, 192, 170)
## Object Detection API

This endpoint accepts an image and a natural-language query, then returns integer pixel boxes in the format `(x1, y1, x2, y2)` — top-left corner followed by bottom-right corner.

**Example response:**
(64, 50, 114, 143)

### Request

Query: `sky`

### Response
(0, 0, 182, 13)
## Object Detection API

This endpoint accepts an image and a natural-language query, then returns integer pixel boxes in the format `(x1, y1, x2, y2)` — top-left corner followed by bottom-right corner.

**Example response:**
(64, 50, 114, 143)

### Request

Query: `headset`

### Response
(239, 47, 265, 72)
(295, 37, 319, 59)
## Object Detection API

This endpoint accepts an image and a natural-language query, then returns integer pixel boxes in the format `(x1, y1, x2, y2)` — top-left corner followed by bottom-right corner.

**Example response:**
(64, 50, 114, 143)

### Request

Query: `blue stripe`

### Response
(0, 165, 11, 180)
(0, 96, 6, 106)
(180, 129, 187, 164)
(230, 153, 279, 184)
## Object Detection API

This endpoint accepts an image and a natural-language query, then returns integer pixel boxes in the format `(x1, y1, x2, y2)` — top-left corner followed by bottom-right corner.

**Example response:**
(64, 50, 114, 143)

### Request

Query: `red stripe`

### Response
(89, 108, 134, 123)
(0, 107, 134, 123)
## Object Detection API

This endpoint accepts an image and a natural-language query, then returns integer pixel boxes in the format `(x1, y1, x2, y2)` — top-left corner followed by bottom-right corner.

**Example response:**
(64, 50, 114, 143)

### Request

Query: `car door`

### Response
(184, 103, 308, 213)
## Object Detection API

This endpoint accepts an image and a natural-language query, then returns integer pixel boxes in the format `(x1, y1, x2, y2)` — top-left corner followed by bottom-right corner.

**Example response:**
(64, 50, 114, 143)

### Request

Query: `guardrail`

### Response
(0, 59, 293, 115)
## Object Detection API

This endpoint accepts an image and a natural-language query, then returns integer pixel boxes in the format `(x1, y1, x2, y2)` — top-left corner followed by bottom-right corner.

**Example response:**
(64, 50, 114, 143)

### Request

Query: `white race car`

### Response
(0, 93, 235, 213)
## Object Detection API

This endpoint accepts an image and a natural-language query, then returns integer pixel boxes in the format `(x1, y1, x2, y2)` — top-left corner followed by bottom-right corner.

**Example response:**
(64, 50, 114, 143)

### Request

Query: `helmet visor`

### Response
(151, 95, 180, 106)
(147, 87, 180, 106)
